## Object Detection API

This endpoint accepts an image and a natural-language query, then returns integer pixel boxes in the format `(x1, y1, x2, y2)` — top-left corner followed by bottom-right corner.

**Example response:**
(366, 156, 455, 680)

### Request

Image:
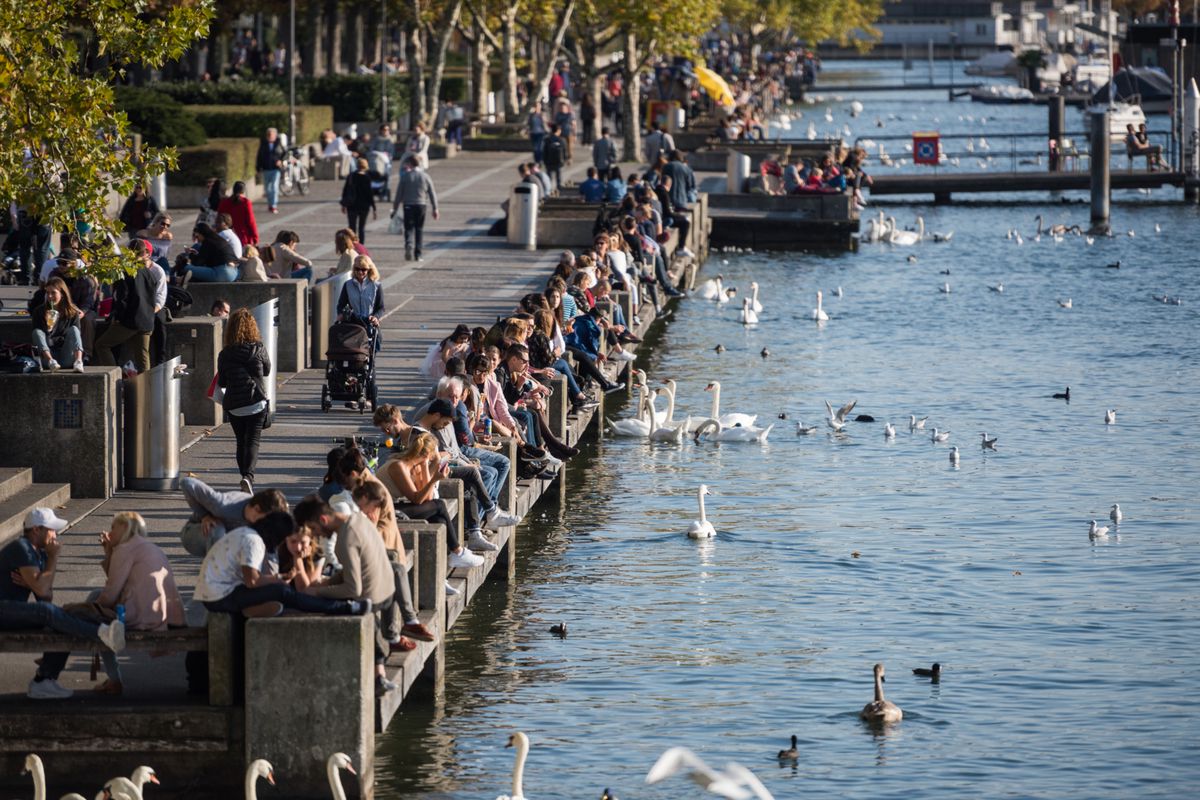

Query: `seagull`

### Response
(760, 347, 770, 359)
(907, 254, 918, 263)
(909, 415, 928, 431)
(930, 428, 950, 443)
(833, 286, 844, 297)
(1058, 298, 1073, 308)
(1110, 504, 1123, 525)
(1155, 223, 1162, 234)
(796, 421, 818, 435)
(646, 747, 775, 800)
(1088, 520, 1110, 539)
(939, 282, 951, 294)
(980, 433, 998, 449)
(989, 282, 1004, 293)
(825, 399, 857, 432)
(1014, 232, 1024, 245)
(949, 446, 960, 465)
(1104, 408, 1116, 424)
(1086, 235, 1094, 245)
(883, 422, 896, 438)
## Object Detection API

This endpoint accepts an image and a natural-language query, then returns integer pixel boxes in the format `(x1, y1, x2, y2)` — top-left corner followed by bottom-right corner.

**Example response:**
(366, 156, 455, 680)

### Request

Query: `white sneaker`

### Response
(678, 246, 695, 258)
(612, 349, 637, 362)
(72, 359, 85, 373)
(98, 620, 126, 653)
(466, 531, 500, 552)
(543, 455, 563, 468)
(46, 359, 61, 372)
(28, 677, 73, 699)
(449, 548, 485, 569)
(485, 507, 521, 528)
(444, 581, 460, 596)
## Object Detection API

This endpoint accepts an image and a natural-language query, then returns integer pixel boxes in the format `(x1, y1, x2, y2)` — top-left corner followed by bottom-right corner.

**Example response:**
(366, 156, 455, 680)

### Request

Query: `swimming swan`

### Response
(22, 755, 47, 800)
(888, 216, 923, 246)
(693, 418, 773, 443)
(497, 731, 530, 800)
(812, 290, 829, 322)
(704, 382, 758, 429)
(749, 282, 764, 313)
(327, 753, 356, 800)
(243, 760, 275, 800)
(606, 386, 653, 437)
(739, 297, 759, 326)
(646, 747, 775, 800)
(860, 663, 903, 724)
(696, 274, 724, 301)
(687, 485, 717, 538)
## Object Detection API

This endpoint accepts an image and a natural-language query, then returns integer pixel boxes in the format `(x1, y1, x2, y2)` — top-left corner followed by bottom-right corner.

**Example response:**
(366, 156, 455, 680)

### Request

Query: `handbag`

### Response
(206, 373, 225, 404)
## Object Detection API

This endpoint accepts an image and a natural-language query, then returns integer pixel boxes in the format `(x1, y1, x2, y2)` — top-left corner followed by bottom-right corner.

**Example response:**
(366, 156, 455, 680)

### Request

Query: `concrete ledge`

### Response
(166, 316, 224, 426)
(0, 369, 121, 498)
(180, 281, 309, 372)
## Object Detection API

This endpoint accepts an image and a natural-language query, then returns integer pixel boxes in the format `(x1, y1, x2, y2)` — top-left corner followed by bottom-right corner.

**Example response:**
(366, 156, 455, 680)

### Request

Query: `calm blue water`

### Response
(378, 63, 1200, 799)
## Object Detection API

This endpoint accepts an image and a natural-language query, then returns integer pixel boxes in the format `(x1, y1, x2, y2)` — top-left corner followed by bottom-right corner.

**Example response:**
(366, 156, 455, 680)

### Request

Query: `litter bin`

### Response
(250, 298, 279, 420)
(124, 355, 184, 490)
(311, 270, 351, 367)
(507, 182, 539, 250)
(726, 151, 750, 193)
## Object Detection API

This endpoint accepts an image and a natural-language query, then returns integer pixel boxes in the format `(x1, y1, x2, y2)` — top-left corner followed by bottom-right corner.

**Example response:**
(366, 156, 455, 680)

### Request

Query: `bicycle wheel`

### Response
(279, 169, 296, 197)
(297, 165, 311, 196)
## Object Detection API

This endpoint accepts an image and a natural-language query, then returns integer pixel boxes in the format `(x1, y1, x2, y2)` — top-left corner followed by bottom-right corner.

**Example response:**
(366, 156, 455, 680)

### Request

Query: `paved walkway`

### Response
(0, 147, 647, 700)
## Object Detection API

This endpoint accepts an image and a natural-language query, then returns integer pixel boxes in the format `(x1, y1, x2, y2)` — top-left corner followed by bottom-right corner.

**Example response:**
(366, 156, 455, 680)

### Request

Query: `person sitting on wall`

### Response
(178, 476, 289, 556)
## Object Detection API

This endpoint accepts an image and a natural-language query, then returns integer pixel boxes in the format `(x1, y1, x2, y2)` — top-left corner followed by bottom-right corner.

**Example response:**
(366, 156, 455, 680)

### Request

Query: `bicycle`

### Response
(279, 147, 310, 196)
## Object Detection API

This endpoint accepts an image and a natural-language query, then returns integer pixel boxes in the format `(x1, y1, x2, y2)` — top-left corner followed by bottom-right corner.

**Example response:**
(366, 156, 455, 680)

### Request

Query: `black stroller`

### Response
(321, 319, 378, 413)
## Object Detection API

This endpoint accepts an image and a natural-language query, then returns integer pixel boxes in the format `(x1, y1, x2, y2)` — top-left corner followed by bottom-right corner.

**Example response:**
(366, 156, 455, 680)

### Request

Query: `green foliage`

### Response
(168, 137, 258, 187)
(441, 76, 467, 102)
(304, 74, 409, 122)
(0, 0, 215, 284)
(152, 79, 287, 106)
(113, 87, 208, 148)
(185, 105, 334, 147)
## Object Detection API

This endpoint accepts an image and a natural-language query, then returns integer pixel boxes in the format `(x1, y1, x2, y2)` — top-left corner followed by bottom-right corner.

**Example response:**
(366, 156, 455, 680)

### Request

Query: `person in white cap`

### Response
(0, 507, 126, 699)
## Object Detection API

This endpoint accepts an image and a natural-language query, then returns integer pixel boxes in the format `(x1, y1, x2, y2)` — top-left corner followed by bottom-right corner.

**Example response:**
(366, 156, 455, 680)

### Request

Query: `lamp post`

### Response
(381, 0, 388, 126)
(288, 0, 296, 146)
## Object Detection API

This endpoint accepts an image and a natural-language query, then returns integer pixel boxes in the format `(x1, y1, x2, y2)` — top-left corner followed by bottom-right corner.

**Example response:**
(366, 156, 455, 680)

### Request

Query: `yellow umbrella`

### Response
(694, 65, 736, 108)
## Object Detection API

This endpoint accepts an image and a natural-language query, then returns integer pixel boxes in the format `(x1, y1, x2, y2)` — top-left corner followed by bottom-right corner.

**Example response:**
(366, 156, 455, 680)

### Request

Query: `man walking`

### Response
(391, 155, 439, 261)
(593, 126, 619, 174)
(527, 101, 548, 164)
(256, 128, 286, 214)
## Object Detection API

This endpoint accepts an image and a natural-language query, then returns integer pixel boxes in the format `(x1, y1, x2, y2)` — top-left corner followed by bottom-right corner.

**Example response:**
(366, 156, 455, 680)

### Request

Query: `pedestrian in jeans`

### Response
(340, 157, 376, 243)
(527, 100, 548, 163)
(218, 308, 272, 494)
(0, 508, 126, 700)
(391, 155, 439, 261)
(256, 127, 286, 214)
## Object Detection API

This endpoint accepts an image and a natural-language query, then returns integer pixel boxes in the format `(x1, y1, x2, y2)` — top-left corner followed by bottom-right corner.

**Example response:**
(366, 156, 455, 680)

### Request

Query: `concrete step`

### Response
(0, 482, 72, 546)
(0, 467, 33, 503)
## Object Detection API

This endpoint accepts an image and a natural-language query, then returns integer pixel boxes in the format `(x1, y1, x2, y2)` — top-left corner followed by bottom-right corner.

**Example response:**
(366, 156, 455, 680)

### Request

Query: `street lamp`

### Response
(288, 0, 296, 146)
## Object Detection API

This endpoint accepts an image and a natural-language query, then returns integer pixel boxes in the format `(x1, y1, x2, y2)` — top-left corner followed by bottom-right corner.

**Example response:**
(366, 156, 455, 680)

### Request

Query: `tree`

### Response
(0, 0, 214, 283)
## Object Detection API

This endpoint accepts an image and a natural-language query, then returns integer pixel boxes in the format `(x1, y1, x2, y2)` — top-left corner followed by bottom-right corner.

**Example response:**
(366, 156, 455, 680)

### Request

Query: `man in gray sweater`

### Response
(390, 155, 440, 261)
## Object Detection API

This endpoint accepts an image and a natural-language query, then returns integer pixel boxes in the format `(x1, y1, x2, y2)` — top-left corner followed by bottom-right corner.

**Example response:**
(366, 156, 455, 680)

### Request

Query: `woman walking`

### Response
(218, 308, 272, 494)
(340, 158, 376, 243)
(216, 181, 259, 246)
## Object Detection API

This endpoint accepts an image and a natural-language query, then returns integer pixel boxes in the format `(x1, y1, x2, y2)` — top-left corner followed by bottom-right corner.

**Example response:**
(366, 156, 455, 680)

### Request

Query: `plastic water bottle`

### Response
(116, 604, 126, 624)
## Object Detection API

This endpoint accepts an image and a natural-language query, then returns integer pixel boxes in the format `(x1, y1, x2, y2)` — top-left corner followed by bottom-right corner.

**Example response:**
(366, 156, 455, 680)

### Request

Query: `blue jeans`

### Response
(531, 133, 546, 163)
(0, 599, 103, 680)
(33, 326, 83, 366)
(512, 407, 539, 447)
(262, 169, 281, 209)
(188, 264, 238, 282)
(464, 445, 510, 506)
(553, 357, 583, 397)
(202, 583, 358, 617)
(291, 266, 313, 284)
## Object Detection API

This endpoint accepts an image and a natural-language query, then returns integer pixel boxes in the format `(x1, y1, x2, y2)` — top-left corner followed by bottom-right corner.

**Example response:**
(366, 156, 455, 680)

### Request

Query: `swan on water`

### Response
(497, 732, 530, 800)
(704, 382, 758, 428)
(1104, 408, 1116, 425)
(327, 753, 356, 800)
(1088, 520, 1110, 540)
(693, 418, 773, 443)
(649, 405, 690, 443)
(687, 485, 717, 538)
(777, 735, 799, 761)
(606, 386, 654, 438)
(660, 379, 707, 432)
(646, 747, 775, 800)
(860, 663, 903, 724)
(1110, 504, 1123, 525)
(717, 287, 736, 305)
(883, 422, 896, 438)
(22, 754, 47, 800)
(930, 428, 951, 443)
(812, 290, 829, 322)
(244, 760, 275, 800)
(824, 399, 857, 432)
(696, 274, 724, 301)
(887, 216, 923, 246)
(949, 446, 960, 465)
(739, 298, 759, 326)
(749, 282, 764, 312)
(909, 415, 928, 431)
(980, 433, 998, 449)
(1058, 298, 1072, 308)
(796, 421, 818, 435)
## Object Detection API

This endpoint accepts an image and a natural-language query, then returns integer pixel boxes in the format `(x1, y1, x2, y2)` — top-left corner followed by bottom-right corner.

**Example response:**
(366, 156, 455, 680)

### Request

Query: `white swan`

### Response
(738, 298, 758, 326)
(650, 415, 690, 443)
(1089, 520, 1110, 540)
(327, 753, 356, 800)
(824, 399, 857, 432)
(606, 386, 654, 437)
(693, 418, 773, 443)
(244, 760, 275, 800)
(749, 282, 764, 313)
(716, 286, 735, 304)
(888, 216, 923, 246)
(811, 290, 829, 322)
(497, 731, 529, 800)
(704, 382, 758, 429)
(696, 274, 723, 301)
(646, 747, 775, 800)
(687, 485, 717, 538)
(23, 754, 47, 800)
(103, 778, 143, 800)
(860, 663, 903, 724)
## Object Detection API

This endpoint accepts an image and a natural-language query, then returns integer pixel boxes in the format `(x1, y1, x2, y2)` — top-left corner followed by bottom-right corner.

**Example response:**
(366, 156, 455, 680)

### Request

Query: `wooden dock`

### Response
(868, 170, 1188, 202)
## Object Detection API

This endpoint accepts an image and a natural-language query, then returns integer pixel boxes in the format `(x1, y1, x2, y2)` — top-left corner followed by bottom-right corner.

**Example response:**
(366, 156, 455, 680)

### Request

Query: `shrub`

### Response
(113, 86, 207, 148)
(305, 74, 408, 122)
(153, 80, 287, 106)
(440, 77, 467, 103)
(185, 105, 333, 146)
(167, 138, 257, 187)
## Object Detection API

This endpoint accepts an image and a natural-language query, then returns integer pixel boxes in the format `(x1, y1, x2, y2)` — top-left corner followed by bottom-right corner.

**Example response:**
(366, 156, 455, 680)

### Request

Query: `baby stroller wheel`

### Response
(321, 385, 331, 412)
(367, 381, 378, 410)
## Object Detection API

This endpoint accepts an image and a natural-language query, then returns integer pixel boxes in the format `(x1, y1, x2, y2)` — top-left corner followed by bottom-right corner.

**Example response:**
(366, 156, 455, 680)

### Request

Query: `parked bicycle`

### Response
(280, 147, 310, 196)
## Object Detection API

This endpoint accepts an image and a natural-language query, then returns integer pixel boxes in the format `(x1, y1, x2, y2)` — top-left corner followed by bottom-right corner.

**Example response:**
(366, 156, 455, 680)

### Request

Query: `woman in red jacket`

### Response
(216, 181, 259, 246)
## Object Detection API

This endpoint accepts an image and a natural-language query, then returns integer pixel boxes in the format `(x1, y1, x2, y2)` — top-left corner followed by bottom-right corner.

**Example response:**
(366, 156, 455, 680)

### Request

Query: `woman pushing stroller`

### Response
(337, 255, 384, 349)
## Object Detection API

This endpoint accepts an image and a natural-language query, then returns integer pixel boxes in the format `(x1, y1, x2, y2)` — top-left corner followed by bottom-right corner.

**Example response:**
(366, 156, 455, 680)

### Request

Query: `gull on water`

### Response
(989, 282, 1004, 293)
(825, 399, 857, 432)
(1058, 298, 1073, 308)
(909, 415, 928, 431)
(1110, 504, 1123, 525)
(949, 446, 960, 465)
(939, 282, 952, 294)
(931, 428, 951, 443)
(796, 421, 818, 435)
(1089, 520, 1110, 539)
(883, 422, 896, 439)
(1104, 408, 1116, 424)
(980, 433, 998, 449)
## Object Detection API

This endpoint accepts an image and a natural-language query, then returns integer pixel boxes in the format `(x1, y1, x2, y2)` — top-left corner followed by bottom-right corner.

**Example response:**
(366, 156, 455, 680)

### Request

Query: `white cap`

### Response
(24, 507, 69, 532)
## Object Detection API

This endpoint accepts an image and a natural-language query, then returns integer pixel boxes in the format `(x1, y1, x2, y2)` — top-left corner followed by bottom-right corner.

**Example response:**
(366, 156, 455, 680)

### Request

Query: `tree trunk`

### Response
(364, 6, 379, 68)
(325, 0, 343, 76)
(620, 29, 641, 159)
(470, 20, 493, 120)
(500, 7, 519, 119)
(405, 15, 426, 128)
(303, 0, 324, 77)
(425, 0, 463, 125)
(348, 6, 362, 72)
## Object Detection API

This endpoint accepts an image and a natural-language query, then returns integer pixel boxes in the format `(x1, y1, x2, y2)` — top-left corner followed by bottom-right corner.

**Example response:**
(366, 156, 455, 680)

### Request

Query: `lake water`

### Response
(378, 62, 1200, 798)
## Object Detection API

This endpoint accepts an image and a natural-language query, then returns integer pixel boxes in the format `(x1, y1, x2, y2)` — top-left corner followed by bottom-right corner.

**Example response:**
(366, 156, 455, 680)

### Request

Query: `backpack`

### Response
(543, 137, 566, 168)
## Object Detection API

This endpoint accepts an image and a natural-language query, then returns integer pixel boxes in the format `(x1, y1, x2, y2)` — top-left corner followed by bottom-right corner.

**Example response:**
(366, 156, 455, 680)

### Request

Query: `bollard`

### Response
(507, 183, 539, 250)
(250, 298, 279, 419)
(726, 151, 750, 193)
(546, 372, 569, 442)
(1048, 95, 1065, 172)
(1089, 109, 1110, 234)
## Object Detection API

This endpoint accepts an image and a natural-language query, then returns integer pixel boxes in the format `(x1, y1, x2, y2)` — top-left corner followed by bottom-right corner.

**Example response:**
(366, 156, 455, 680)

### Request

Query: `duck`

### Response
(327, 753, 356, 800)
(687, 485, 717, 538)
(693, 418, 773, 443)
(913, 663, 941, 680)
(739, 297, 759, 326)
(909, 415, 928, 431)
(646, 747, 775, 800)
(714, 343, 725, 354)
(696, 274, 724, 301)
(749, 282, 764, 313)
(760, 347, 770, 359)
(811, 290, 829, 322)
(549, 622, 568, 637)
(860, 663, 903, 724)
(1052, 387, 1070, 400)
(776, 735, 799, 760)
(930, 428, 950, 443)
(824, 399, 856, 432)
(704, 382, 758, 429)
(949, 446, 960, 465)
(1104, 408, 1116, 425)
(497, 732, 530, 800)
(883, 422, 896, 438)
(980, 433, 998, 449)
(1089, 520, 1110, 539)
(1110, 504, 1123, 525)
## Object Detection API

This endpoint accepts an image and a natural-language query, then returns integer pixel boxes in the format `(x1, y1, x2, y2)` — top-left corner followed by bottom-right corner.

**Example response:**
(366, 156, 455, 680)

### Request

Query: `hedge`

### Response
(153, 80, 287, 106)
(303, 74, 408, 123)
(185, 105, 333, 146)
(113, 86, 207, 148)
(167, 137, 258, 187)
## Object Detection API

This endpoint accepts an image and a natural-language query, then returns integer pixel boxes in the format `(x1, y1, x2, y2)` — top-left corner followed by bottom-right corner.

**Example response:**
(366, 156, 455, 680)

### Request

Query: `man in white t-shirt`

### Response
(215, 213, 244, 260)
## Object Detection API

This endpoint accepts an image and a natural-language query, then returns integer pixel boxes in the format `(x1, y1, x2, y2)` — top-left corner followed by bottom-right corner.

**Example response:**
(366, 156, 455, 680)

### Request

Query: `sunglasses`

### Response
(353, 267, 368, 273)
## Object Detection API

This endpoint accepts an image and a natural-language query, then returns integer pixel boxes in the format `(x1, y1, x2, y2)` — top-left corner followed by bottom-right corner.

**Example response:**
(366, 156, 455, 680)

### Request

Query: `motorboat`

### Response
(969, 84, 1036, 104)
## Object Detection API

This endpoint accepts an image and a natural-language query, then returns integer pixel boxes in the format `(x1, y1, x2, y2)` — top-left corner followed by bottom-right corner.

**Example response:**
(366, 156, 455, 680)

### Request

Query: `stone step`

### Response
(0, 482, 72, 546)
(0, 467, 33, 504)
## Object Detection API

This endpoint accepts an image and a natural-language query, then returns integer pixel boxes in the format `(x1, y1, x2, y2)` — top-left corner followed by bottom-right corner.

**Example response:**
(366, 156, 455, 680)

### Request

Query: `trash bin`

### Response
(311, 270, 351, 367)
(726, 151, 750, 193)
(124, 355, 184, 490)
(250, 298, 279, 420)
(507, 183, 539, 250)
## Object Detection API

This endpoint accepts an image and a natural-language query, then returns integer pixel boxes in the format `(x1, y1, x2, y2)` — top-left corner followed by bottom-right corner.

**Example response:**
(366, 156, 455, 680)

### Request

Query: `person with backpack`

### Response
(94, 242, 158, 372)
(542, 125, 568, 195)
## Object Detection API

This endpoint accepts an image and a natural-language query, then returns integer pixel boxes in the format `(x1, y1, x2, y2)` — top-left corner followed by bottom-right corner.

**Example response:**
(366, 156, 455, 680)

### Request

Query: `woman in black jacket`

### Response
(217, 308, 272, 493)
(340, 157, 376, 243)
(178, 223, 238, 284)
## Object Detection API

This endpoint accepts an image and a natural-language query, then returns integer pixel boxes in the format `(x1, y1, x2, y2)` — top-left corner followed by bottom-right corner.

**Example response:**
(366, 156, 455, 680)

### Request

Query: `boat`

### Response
(969, 84, 1036, 104)
(964, 51, 1017, 77)
(1082, 100, 1146, 138)
(1090, 67, 1173, 114)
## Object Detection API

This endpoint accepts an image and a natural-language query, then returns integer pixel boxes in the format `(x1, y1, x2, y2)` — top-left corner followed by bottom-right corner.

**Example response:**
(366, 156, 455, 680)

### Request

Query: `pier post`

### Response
(1089, 109, 1110, 234)
(1048, 95, 1065, 172)
(1185, 78, 1199, 202)
(547, 373, 569, 442)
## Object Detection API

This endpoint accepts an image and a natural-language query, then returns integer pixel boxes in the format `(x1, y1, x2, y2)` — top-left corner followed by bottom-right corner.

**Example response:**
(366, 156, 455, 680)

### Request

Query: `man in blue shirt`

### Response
(0, 508, 126, 699)
(579, 167, 606, 203)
